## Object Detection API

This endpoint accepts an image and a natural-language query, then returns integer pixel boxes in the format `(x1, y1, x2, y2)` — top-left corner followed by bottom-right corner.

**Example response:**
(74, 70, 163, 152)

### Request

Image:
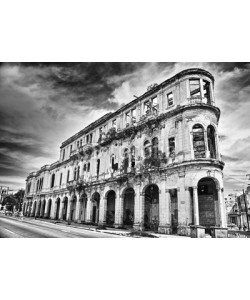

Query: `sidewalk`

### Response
(27, 217, 189, 238)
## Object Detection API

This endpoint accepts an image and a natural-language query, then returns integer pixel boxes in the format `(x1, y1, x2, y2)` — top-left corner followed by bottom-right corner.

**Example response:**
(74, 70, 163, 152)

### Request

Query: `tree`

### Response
(14, 189, 25, 211)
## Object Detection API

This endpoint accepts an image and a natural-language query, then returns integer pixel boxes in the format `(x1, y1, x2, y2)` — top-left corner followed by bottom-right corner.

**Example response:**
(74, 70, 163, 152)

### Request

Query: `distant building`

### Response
(228, 191, 250, 229)
(23, 68, 227, 236)
(0, 186, 9, 208)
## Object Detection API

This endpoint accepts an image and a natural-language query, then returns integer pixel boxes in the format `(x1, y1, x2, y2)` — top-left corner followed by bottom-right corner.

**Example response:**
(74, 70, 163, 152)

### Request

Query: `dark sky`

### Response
(0, 62, 250, 195)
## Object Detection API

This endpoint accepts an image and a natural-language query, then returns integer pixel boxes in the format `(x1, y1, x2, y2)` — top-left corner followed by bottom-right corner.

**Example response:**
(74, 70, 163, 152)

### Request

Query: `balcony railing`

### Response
(188, 97, 208, 105)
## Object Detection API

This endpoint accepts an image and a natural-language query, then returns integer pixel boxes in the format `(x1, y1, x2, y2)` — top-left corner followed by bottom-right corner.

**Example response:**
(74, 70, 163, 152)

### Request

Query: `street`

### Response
(0, 215, 122, 238)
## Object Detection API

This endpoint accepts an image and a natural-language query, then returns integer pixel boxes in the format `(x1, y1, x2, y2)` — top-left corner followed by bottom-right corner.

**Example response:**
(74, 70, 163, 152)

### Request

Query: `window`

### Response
(59, 173, 62, 186)
(87, 162, 90, 172)
(131, 146, 135, 168)
(67, 170, 70, 183)
(86, 135, 89, 144)
(152, 137, 159, 158)
(123, 149, 129, 173)
(97, 159, 100, 177)
(144, 140, 151, 157)
(111, 155, 118, 171)
(203, 80, 211, 104)
(51, 174, 55, 188)
(62, 149, 65, 161)
(192, 124, 206, 158)
(70, 144, 73, 152)
(168, 138, 175, 157)
(112, 119, 117, 128)
(77, 141, 79, 148)
(90, 133, 93, 143)
(83, 164, 87, 172)
(152, 96, 158, 112)
(144, 100, 151, 114)
(207, 125, 216, 159)
(189, 79, 201, 98)
(74, 167, 77, 180)
(167, 92, 174, 106)
(131, 108, 136, 123)
(80, 139, 82, 147)
(125, 112, 130, 125)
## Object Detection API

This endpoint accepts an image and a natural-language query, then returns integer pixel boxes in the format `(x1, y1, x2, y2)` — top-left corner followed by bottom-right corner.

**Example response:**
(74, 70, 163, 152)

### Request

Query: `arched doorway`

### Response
(46, 199, 52, 219)
(41, 200, 46, 218)
(198, 178, 218, 227)
(207, 125, 217, 159)
(144, 184, 159, 231)
(32, 201, 37, 217)
(106, 190, 116, 226)
(63, 197, 68, 220)
(55, 198, 60, 220)
(92, 192, 100, 224)
(70, 195, 77, 221)
(36, 200, 41, 217)
(123, 188, 135, 227)
(79, 193, 87, 222)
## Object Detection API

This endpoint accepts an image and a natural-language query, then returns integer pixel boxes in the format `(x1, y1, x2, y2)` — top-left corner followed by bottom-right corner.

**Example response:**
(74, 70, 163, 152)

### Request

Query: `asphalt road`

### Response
(0, 215, 121, 238)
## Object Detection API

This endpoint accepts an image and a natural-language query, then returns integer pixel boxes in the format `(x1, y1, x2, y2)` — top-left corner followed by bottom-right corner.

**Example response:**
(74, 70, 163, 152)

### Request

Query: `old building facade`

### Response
(23, 68, 227, 236)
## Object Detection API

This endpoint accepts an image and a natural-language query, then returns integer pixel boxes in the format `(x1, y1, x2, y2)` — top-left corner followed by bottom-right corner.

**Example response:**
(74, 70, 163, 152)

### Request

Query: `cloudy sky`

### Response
(0, 62, 249, 194)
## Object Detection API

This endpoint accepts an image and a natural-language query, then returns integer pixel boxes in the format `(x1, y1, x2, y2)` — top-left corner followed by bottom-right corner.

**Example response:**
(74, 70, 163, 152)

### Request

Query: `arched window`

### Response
(131, 146, 135, 168)
(207, 125, 216, 159)
(59, 173, 63, 186)
(144, 140, 151, 158)
(192, 124, 205, 158)
(97, 159, 100, 177)
(51, 174, 55, 188)
(152, 137, 159, 158)
(123, 148, 129, 173)
(111, 155, 118, 171)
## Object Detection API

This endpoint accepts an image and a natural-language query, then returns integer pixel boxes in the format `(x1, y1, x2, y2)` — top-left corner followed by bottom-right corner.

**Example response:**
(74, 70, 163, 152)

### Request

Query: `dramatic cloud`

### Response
(0, 62, 250, 195)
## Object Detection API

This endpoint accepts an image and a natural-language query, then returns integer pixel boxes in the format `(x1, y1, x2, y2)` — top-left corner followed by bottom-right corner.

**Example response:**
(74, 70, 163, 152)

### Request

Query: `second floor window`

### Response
(190, 79, 201, 98)
(59, 173, 62, 186)
(167, 92, 174, 106)
(67, 170, 70, 182)
(168, 138, 175, 157)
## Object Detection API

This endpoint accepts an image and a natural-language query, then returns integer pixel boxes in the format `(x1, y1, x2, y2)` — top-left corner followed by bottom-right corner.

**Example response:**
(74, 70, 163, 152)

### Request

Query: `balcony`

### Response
(187, 97, 209, 105)
(78, 143, 93, 156)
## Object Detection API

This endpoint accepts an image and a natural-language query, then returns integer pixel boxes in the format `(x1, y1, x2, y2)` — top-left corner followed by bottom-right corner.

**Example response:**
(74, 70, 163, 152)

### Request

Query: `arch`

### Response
(207, 125, 217, 159)
(192, 124, 206, 159)
(144, 184, 159, 231)
(41, 199, 46, 218)
(106, 190, 116, 226)
(91, 192, 100, 224)
(70, 195, 77, 221)
(123, 187, 135, 227)
(55, 198, 60, 220)
(32, 201, 37, 217)
(63, 197, 68, 220)
(47, 199, 52, 219)
(197, 177, 218, 228)
(36, 200, 41, 217)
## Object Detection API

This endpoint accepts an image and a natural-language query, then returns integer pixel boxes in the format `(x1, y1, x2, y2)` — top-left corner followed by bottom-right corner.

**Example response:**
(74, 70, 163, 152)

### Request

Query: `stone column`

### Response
(59, 199, 64, 220)
(193, 187, 199, 226)
(115, 193, 124, 228)
(86, 199, 93, 223)
(98, 196, 107, 226)
(66, 199, 73, 221)
(76, 198, 83, 223)
(133, 186, 144, 231)
(159, 187, 171, 234)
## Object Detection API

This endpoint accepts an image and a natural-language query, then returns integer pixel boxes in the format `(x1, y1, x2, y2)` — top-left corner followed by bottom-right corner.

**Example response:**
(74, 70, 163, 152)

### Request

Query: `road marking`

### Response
(4, 228, 16, 235)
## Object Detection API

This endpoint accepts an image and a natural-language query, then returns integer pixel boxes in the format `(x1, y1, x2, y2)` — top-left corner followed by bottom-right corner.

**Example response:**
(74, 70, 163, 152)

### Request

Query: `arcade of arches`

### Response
(23, 176, 226, 233)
